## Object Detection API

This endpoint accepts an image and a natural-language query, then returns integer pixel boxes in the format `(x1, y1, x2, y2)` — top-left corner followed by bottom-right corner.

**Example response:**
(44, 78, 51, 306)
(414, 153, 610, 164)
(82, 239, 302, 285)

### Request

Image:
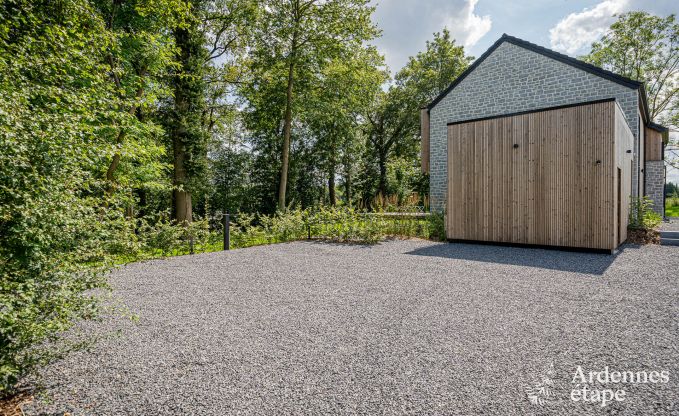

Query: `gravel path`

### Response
(24, 240, 679, 415)
(661, 217, 679, 232)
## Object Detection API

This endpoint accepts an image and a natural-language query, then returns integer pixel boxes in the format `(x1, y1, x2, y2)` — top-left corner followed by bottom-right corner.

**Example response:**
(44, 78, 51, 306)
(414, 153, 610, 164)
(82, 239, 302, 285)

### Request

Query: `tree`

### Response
(92, 0, 182, 215)
(306, 46, 386, 206)
(583, 12, 678, 125)
(170, 4, 208, 223)
(169, 0, 253, 223)
(395, 29, 474, 107)
(248, 0, 379, 210)
(363, 29, 472, 203)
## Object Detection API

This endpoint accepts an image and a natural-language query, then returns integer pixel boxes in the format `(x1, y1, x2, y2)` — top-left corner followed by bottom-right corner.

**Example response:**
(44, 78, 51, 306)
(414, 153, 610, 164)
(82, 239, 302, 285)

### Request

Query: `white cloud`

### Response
(549, 0, 629, 56)
(371, 0, 492, 73)
(442, 0, 492, 49)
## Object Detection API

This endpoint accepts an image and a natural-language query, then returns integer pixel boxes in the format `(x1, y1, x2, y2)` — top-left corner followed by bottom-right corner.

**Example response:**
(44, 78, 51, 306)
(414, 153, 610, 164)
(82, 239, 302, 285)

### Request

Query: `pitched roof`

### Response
(426, 34, 643, 111)
(648, 122, 669, 133)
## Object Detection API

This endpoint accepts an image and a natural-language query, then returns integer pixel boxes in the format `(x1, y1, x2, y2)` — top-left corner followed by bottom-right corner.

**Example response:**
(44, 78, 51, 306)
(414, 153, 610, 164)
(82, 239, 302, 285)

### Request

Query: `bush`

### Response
(427, 212, 446, 241)
(226, 207, 437, 247)
(0, 0, 114, 395)
(629, 196, 662, 230)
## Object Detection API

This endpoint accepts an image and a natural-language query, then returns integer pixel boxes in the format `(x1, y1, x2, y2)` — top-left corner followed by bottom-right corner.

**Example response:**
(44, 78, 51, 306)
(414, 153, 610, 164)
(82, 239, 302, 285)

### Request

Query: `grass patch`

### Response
(666, 196, 679, 217)
(666, 205, 679, 217)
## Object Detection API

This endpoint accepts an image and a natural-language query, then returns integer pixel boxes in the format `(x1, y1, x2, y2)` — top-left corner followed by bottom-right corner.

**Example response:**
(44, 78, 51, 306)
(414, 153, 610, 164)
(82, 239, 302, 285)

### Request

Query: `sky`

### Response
(370, 0, 678, 183)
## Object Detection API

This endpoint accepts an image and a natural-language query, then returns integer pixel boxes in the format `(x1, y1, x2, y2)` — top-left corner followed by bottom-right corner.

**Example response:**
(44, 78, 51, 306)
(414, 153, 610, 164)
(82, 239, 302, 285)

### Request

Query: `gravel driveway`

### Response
(25, 240, 679, 415)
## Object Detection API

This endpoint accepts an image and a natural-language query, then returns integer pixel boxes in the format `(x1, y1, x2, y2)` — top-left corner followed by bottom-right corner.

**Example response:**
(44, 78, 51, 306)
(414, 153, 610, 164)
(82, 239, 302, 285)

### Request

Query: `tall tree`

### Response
(249, 0, 379, 210)
(306, 46, 385, 206)
(92, 0, 182, 213)
(395, 28, 474, 107)
(583, 12, 678, 125)
(169, 0, 252, 223)
(363, 29, 472, 202)
(170, 5, 208, 223)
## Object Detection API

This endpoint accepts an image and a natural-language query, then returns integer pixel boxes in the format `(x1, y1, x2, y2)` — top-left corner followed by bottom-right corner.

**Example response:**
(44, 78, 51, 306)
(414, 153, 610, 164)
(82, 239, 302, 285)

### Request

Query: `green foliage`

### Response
(426, 212, 446, 241)
(583, 12, 678, 125)
(0, 0, 116, 395)
(395, 28, 474, 107)
(629, 196, 662, 230)
(666, 182, 679, 198)
(666, 196, 679, 217)
(169, 4, 210, 202)
(107, 212, 219, 261)
(0, 0, 471, 396)
(233, 207, 436, 246)
(360, 29, 472, 204)
(241, 0, 381, 210)
(308, 207, 384, 243)
(92, 0, 180, 193)
(0, 0, 181, 394)
(583, 11, 679, 178)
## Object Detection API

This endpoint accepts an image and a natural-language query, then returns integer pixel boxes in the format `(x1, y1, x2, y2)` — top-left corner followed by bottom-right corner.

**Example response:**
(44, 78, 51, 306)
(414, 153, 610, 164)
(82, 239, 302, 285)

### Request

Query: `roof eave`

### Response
(648, 121, 669, 133)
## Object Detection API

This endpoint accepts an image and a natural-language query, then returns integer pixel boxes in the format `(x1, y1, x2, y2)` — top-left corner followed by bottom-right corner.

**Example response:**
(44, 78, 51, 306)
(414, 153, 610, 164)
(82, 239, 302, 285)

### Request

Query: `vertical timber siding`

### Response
(614, 104, 634, 244)
(446, 100, 631, 250)
(421, 109, 430, 174)
(644, 128, 663, 161)
(429, 41, 639, 212)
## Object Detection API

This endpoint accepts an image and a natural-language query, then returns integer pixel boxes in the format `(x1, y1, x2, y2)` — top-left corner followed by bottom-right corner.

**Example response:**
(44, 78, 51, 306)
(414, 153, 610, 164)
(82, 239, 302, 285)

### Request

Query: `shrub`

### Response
(309, 207, 385, 243)
(629, 196, 662, 230)
(0, 0, 114, 395)
(427, 212, 446, 241)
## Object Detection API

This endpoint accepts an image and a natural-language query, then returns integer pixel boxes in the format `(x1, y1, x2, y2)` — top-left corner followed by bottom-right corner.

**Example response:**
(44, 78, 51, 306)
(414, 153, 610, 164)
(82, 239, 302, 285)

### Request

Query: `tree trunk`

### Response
(171, 24, 201, 224)
(344, 165, 352, 205)
(278, 32, 298, 211)
(328, 163, 336, 206)
(173, 134, 192, 223)
(173, 189, 192, 224)
(137, 188, 147, 218)
(278, 62, 295, 211)
(378, 151, 387, 199)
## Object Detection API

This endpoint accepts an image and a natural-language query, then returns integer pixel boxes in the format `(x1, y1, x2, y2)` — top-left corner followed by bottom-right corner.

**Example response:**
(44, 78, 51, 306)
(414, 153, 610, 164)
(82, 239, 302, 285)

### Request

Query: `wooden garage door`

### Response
(446, 100, 616, 250)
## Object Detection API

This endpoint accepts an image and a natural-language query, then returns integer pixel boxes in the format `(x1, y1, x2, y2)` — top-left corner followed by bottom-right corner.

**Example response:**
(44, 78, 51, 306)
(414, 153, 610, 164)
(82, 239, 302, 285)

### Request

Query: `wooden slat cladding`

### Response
(644, 127, 663, 161)
(421, 109, 430, 174)
(447, 100, 632, 250)
(614, 104, 634, 245)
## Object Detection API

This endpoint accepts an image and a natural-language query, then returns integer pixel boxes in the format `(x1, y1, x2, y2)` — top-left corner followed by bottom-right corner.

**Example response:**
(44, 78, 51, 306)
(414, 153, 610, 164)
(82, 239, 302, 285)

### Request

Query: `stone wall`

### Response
(645, 160, 665, 216)
(428, 41, 640, 212)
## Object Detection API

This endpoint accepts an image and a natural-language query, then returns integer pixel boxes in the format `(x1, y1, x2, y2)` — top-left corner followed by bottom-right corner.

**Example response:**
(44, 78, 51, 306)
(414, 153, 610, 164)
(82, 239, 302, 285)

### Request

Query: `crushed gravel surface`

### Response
(661, 218, 679, 232)
(24, 240, 679, 415)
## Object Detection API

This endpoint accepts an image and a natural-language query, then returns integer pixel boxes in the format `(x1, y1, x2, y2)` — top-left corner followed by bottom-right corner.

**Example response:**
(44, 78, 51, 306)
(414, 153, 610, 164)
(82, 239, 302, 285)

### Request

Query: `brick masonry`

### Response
(428, 41, 641, 212)
(645, 161, 665, 216)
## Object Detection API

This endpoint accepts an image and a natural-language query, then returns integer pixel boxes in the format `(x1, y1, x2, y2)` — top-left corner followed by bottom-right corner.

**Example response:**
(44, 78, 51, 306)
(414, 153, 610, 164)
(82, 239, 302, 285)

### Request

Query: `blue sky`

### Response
(371, 0, 677, 71)
(371, 0, 678, 183)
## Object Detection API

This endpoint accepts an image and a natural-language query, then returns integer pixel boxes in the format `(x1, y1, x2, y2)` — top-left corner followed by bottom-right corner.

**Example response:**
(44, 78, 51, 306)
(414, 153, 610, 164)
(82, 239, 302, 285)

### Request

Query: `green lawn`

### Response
(666, 205, 679, 217)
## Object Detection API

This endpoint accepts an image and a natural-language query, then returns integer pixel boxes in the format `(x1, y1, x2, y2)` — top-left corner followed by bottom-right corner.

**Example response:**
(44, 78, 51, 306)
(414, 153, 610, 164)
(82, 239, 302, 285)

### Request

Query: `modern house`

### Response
(420, 34, 668, 251)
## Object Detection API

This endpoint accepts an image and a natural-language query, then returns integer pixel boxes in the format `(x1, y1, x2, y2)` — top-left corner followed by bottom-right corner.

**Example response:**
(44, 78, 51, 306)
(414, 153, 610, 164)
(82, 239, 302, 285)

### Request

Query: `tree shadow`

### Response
(406, 242, 635, 275)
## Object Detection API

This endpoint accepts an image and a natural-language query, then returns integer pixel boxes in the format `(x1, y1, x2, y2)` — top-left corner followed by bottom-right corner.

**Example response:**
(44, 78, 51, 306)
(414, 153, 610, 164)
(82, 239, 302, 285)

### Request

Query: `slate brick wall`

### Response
(645, 161, 666, 216)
